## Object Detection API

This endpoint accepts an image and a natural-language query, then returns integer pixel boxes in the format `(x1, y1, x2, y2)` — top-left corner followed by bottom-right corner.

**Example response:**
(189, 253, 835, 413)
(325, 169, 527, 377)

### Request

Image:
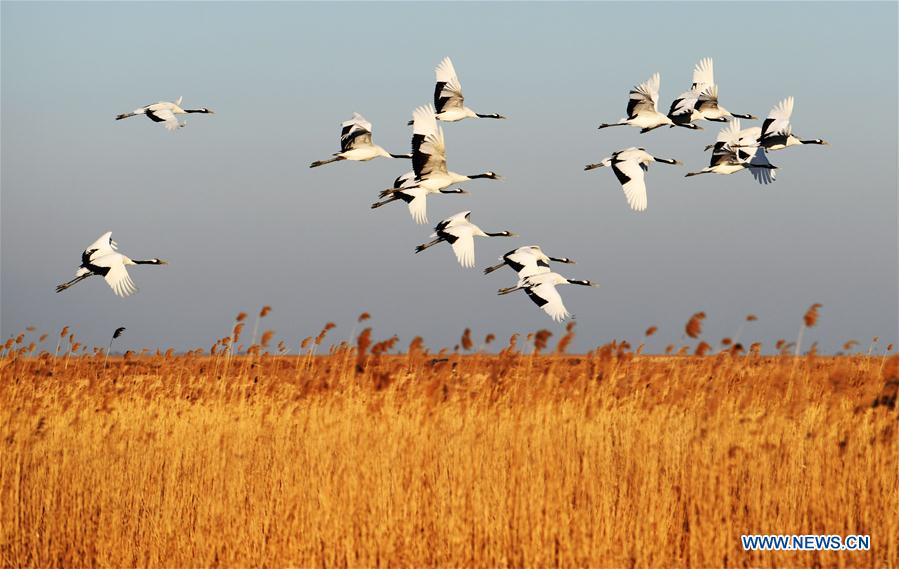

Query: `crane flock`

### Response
(59, 56, 827, 324)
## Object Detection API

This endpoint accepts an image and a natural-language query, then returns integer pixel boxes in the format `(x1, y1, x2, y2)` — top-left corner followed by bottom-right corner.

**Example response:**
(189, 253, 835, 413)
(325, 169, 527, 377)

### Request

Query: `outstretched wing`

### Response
(611, 156, 649, 212)
(708, 121, 745, 167)
(762, 96, 794, 138)
(83, 231, 117, 254)
(434, 57, 464, 114)
(709, 145, 740, 168)
(733, 126, 762, 149)
(434, 211, 471, 234)
(520, 263, 551, 279)
(717, 118, 743, 146)
(504, 249, 546, 278)
(94, 254, 137, 297)
(691, 58, 714, 92)
(148, 108, 182, 131)
(446, 227, 476, 268)
(746, 147, 777, 186)
(340, 112, 373, 152)
(393, 171, 416, 189)
(694, 85, 720, 113)
(527, 282, 570, 322)
(668, 90, 699, 118)
(411, 104, 447, 178)
(627, 72, 661, 117)
(399, 188, 430, 225)
(82, 231, 117, 264)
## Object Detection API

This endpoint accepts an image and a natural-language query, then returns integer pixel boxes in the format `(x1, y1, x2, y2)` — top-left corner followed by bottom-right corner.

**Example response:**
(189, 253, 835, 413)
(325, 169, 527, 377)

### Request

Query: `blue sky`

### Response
(2, 2, 897, 354)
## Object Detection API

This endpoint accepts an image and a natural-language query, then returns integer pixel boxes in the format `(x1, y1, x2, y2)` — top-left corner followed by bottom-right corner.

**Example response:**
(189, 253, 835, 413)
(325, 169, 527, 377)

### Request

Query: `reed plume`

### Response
(356, 327, 372, 372)
(556, 322, 576, 354)
(105, 326, 126, 368)
(461, 328, 474, 351)
(685, 312, 706, 339)
(796, 303, 822, 356)
(533, 329, 552, 354)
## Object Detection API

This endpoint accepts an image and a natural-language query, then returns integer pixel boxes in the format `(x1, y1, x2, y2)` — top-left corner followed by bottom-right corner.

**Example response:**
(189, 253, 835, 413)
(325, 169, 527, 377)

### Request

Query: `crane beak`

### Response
(158, 259, 169, 265)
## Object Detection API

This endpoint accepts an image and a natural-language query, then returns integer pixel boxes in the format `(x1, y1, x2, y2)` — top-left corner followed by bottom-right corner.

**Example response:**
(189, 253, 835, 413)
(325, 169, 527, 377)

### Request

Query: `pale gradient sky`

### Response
(2, 1, 897, 354)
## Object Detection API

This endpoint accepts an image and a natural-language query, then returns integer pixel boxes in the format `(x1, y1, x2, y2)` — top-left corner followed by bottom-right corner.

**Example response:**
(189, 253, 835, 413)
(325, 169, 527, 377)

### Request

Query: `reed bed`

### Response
(1, 320, 897, 568)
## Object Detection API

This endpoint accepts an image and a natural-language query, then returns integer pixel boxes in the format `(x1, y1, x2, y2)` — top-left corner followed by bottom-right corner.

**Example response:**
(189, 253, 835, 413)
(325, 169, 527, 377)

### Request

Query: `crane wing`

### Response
(691, 58, 714, 92)
(668, 90, 699, 118)
(709, 144, 740, 168)
(340, 112, 373, 152)
(443, 226, 476, 268)
(82, 231, 118, 265)
(746, 147, 777, 185)
(411, 105, 446, 178)
(627, 72, 660, 117)
(762, 96, 794, 138)
(402, 188, 429, 225)
(611, 156, 649, 212)
(734, 126, 762, 148)
(434, 57, 464, 114)
(716, 118, 743, 145)
(83, 232, 117, 254)
(94, 254, 137, 297)
(519, 263, 551, 279)
(434, 210, 471, 233)
(504, 249, 542, 276)
(149, 109, 182, 131)
(694, 85, 720, 113)
(527, 282, 570, 322)
(393, 171, 416, 189)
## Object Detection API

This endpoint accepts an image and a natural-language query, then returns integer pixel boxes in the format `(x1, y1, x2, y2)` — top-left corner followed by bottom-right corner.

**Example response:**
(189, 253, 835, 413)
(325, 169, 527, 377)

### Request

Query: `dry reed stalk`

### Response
(250, 305, 272, 347)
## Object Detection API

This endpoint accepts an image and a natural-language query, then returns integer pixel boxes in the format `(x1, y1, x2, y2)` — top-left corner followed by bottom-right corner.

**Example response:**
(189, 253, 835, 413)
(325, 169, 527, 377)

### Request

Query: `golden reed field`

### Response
(1, 308, 897, 568)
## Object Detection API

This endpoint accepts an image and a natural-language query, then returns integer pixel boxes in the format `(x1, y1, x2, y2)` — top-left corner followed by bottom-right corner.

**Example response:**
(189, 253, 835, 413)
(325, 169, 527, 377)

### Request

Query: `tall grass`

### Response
(1, 319, 897, 567)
